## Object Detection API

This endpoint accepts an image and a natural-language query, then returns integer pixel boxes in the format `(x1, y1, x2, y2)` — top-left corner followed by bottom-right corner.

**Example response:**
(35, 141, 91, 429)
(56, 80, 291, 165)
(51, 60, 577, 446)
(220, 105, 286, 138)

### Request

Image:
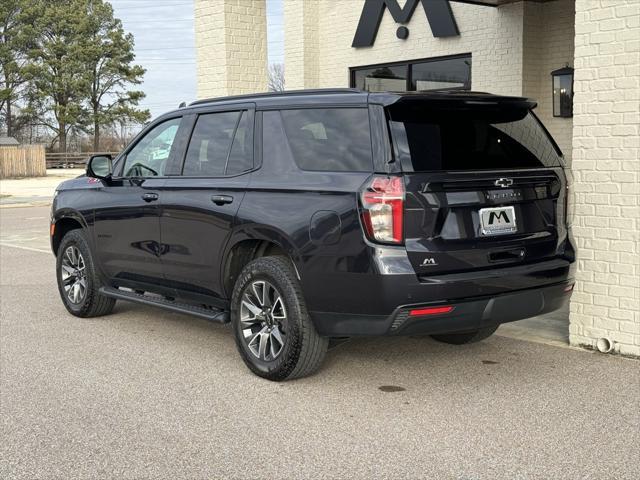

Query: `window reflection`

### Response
(353, 65, 407, 92)
(412, 57, 471, 91)
(553, 75, 573, 117)
(351, 55, 472, 93)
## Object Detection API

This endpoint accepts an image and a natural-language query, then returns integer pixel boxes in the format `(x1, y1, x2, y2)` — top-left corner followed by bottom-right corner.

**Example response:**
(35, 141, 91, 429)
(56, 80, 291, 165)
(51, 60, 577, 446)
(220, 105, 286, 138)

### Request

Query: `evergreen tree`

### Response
(83, 0, 148, 151)
(0, 0, 32, 137)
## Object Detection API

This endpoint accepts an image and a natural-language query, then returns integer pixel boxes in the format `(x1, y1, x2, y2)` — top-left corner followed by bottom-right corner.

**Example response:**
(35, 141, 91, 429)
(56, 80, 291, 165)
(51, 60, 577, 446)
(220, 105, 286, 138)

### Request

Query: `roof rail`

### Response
(189, 88, 363, 106)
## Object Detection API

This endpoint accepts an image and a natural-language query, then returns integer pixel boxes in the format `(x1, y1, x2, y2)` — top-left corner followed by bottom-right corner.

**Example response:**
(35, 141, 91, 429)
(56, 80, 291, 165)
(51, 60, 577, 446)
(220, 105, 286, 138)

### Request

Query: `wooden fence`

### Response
(45, 151, 120, 169)
(0, 145, 46, 179)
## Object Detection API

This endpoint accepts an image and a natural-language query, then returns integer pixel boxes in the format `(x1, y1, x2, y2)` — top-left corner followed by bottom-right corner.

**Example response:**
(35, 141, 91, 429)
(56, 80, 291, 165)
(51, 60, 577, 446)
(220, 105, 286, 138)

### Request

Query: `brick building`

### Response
(194, 0, 640, 356)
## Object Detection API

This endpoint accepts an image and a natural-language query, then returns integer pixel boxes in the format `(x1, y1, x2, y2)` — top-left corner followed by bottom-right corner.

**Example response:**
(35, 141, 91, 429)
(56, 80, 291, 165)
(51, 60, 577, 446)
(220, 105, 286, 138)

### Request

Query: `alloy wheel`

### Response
(60, 245, 87, 304)
(240, 280, 287, 362)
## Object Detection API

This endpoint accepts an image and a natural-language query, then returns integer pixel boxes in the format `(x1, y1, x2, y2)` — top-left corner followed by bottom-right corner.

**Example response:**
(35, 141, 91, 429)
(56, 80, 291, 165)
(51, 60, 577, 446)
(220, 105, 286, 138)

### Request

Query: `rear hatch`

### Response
(385, 94, 570, 276)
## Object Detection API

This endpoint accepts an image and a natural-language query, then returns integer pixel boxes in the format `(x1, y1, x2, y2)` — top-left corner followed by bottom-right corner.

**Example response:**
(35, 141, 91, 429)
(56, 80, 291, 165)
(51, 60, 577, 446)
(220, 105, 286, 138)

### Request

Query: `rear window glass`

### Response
(280, 108, 373, 172)
(390, 111, 562, 171)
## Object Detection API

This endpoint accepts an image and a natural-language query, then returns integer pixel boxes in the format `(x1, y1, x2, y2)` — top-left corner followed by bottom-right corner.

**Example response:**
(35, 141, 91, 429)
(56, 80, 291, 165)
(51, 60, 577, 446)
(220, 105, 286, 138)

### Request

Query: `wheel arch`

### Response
(222, 227, 302, 298)
(51, 211, 89, 255)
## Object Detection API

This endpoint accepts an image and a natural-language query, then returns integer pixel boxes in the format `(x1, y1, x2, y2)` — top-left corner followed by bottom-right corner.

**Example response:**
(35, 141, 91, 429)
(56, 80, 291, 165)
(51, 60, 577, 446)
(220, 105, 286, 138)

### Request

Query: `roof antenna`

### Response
(178, 102, 186, 108)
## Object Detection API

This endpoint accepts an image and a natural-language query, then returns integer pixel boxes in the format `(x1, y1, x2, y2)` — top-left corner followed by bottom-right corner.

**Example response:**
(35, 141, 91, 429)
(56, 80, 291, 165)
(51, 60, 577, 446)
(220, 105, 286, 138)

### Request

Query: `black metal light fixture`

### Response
(551, 65, 574, 118)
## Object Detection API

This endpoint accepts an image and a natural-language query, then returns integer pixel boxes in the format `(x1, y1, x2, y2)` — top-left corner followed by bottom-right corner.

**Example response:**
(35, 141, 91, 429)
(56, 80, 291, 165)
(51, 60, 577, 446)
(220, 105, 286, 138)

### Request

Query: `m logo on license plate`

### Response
(479, 206, 517, 236)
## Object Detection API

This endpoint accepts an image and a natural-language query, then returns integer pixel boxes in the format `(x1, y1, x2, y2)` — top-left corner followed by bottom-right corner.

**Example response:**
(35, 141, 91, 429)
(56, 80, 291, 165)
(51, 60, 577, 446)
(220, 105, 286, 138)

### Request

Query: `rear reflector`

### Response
(409, 306, 454, 317)
(50, 223, 55, 237)
(564, 284, 575, 293)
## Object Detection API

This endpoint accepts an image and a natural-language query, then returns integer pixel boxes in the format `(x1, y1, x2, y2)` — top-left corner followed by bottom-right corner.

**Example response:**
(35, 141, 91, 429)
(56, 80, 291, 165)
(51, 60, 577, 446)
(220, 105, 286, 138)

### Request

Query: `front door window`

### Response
(122, 117, 181, 177)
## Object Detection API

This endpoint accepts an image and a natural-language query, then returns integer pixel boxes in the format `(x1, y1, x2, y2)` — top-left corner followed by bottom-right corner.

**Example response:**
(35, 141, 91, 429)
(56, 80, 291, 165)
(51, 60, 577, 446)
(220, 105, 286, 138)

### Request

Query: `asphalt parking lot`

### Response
(1, 205, 639, 479)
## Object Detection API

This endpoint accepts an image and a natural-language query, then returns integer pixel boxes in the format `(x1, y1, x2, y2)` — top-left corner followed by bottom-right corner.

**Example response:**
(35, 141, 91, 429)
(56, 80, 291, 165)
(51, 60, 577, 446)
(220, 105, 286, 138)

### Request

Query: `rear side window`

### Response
(280, 108, 372, 172)
(391, 111, 563, 171)
(183, 111, 252, 176)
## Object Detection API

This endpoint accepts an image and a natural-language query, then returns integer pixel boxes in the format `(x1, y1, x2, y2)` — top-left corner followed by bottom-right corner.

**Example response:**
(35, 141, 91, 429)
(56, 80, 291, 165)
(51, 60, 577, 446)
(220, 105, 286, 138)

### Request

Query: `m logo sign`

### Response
(352, 0, 459, 48)
(488, 211, 510, 225)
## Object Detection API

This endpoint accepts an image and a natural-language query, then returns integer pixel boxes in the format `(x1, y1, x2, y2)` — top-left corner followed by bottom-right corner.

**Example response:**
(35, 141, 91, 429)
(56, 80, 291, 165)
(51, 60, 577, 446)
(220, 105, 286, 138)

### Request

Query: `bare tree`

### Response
(267, 63, 285, 92)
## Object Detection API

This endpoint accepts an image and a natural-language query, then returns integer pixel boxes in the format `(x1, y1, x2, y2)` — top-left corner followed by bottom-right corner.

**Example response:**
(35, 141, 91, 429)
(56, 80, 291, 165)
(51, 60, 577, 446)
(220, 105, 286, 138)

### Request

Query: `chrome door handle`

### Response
(211, 195, 233, 205)
(142, 192, 159, 202)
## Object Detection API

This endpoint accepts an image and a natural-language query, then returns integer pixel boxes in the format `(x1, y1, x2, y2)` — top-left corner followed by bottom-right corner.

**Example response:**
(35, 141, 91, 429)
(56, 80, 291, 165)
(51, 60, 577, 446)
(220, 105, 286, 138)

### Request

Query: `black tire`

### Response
(430, 325, 499, 345)
(231, 256, 328, 381)
(56, 229, 115, 318)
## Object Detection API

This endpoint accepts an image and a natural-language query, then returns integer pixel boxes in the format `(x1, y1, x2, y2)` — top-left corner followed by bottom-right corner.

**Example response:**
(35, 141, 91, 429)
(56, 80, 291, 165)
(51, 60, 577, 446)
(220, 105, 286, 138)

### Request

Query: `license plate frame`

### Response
(479, 206, 517, 236)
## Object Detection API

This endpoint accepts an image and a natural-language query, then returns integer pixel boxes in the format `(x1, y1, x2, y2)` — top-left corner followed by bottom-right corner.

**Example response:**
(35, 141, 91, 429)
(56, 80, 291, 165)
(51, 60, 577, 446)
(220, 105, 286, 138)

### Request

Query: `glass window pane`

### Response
(391, 111, 562, 171)
(183, 112, 240, 177)
(280, 108, 372, 172)
(353, 65, 407, 92)
(123, 118, 181, 177)
(226, 111, 253, 175)
(411, 56, 472, 91)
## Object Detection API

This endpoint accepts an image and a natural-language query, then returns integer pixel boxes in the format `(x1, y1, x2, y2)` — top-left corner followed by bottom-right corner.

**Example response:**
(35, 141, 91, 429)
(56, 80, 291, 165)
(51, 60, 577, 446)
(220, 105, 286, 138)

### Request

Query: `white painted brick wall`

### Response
(284, 0, 319, 89)
(523, 0, 575, 163)
(570, 0, 640, 356)
(195, 0, 267, 99)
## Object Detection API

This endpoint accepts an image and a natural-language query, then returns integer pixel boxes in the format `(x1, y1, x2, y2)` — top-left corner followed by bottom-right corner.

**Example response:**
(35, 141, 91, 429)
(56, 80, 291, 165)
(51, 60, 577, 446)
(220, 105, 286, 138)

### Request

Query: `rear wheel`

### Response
(430, 325, 498, 345)
(56, 229, 115, 317)
(231, 256, 328, 381)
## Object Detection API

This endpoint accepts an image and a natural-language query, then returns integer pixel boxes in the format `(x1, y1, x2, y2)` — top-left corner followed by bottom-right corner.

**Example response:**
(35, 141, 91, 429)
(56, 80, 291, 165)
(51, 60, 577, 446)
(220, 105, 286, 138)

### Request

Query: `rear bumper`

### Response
(305, 244, 575, 336)
(311, 281, 572, 337)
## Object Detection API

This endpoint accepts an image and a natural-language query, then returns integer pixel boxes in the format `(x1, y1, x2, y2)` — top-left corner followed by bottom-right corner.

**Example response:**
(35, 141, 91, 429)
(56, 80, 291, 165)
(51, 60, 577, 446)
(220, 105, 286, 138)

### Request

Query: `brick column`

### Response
(569, 0, 640, 356)
(283, 0, 319, 89)
(195, 0, 268, 99)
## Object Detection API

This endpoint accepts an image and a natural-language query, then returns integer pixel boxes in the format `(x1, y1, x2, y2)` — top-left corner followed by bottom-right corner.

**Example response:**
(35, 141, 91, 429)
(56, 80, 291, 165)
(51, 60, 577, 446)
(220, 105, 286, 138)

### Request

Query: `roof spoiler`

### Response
(372, 91, 537, 110)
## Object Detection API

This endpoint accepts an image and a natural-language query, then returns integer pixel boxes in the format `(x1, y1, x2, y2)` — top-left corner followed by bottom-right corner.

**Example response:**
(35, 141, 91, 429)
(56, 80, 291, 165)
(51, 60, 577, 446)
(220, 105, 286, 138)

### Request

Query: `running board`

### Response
(99, 287, 229, 323)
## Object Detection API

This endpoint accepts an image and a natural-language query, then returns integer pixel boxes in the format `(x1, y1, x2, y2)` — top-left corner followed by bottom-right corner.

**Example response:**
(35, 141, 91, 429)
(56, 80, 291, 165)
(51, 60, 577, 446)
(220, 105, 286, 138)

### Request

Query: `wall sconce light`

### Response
(551, 65, 574, 118)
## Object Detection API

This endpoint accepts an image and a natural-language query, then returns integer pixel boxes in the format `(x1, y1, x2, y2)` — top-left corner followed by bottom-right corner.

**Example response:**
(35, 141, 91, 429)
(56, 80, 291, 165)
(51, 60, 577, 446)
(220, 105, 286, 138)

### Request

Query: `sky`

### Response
(110, 0, 284, 122)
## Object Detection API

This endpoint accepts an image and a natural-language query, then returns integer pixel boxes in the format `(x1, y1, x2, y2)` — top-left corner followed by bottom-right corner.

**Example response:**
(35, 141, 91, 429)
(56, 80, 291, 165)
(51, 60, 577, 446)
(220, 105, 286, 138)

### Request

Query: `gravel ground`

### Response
(1, 206, 639, 479)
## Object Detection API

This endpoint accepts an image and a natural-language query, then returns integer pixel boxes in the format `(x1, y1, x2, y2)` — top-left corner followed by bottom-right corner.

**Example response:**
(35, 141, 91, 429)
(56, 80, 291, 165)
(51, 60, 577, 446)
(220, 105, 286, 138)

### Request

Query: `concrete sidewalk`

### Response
(0, 169, 84, 207)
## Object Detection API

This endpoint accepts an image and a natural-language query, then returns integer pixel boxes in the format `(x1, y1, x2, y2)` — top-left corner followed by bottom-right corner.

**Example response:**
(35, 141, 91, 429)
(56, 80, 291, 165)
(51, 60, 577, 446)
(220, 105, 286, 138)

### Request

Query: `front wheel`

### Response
(56, 229, 115, 317)
(430, 325, 499, 345)
(231, 256, 328, 381)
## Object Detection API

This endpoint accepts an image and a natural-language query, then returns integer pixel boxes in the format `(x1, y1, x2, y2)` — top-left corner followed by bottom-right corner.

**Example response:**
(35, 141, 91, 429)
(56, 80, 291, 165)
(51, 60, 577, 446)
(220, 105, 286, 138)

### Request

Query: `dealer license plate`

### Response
(479, 206, 517, 236)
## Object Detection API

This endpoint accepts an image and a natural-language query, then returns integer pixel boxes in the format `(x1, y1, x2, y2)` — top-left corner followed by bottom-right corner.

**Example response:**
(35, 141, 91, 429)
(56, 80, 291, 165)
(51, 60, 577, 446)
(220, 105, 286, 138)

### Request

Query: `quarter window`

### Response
(279, 108, 373, 172)
(123, 117, 181, 177)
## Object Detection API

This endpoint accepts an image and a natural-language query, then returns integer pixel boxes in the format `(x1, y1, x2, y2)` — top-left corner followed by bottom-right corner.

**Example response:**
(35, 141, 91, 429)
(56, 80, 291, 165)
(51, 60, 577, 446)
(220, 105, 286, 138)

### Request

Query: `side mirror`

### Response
(86, 154, 113, 179)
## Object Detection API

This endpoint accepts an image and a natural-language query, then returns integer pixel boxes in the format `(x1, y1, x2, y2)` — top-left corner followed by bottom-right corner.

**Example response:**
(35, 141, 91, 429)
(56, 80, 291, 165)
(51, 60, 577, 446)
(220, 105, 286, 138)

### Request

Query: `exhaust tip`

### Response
(596, 337, 615, 354)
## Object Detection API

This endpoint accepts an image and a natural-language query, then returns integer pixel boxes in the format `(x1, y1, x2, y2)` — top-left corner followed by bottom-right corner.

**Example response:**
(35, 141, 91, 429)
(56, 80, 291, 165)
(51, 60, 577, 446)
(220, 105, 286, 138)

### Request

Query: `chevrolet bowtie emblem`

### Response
(495, 178, 514, 188)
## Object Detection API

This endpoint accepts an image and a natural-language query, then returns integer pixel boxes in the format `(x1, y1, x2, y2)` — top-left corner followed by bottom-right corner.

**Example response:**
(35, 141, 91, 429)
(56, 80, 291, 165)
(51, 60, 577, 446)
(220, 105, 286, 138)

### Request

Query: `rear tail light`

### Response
(360, 176, 404, 244)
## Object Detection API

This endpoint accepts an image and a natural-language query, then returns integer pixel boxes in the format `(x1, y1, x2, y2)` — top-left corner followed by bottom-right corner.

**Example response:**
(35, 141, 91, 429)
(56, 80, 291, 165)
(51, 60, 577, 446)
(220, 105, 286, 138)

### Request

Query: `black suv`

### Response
(51, 89, 576, 380)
